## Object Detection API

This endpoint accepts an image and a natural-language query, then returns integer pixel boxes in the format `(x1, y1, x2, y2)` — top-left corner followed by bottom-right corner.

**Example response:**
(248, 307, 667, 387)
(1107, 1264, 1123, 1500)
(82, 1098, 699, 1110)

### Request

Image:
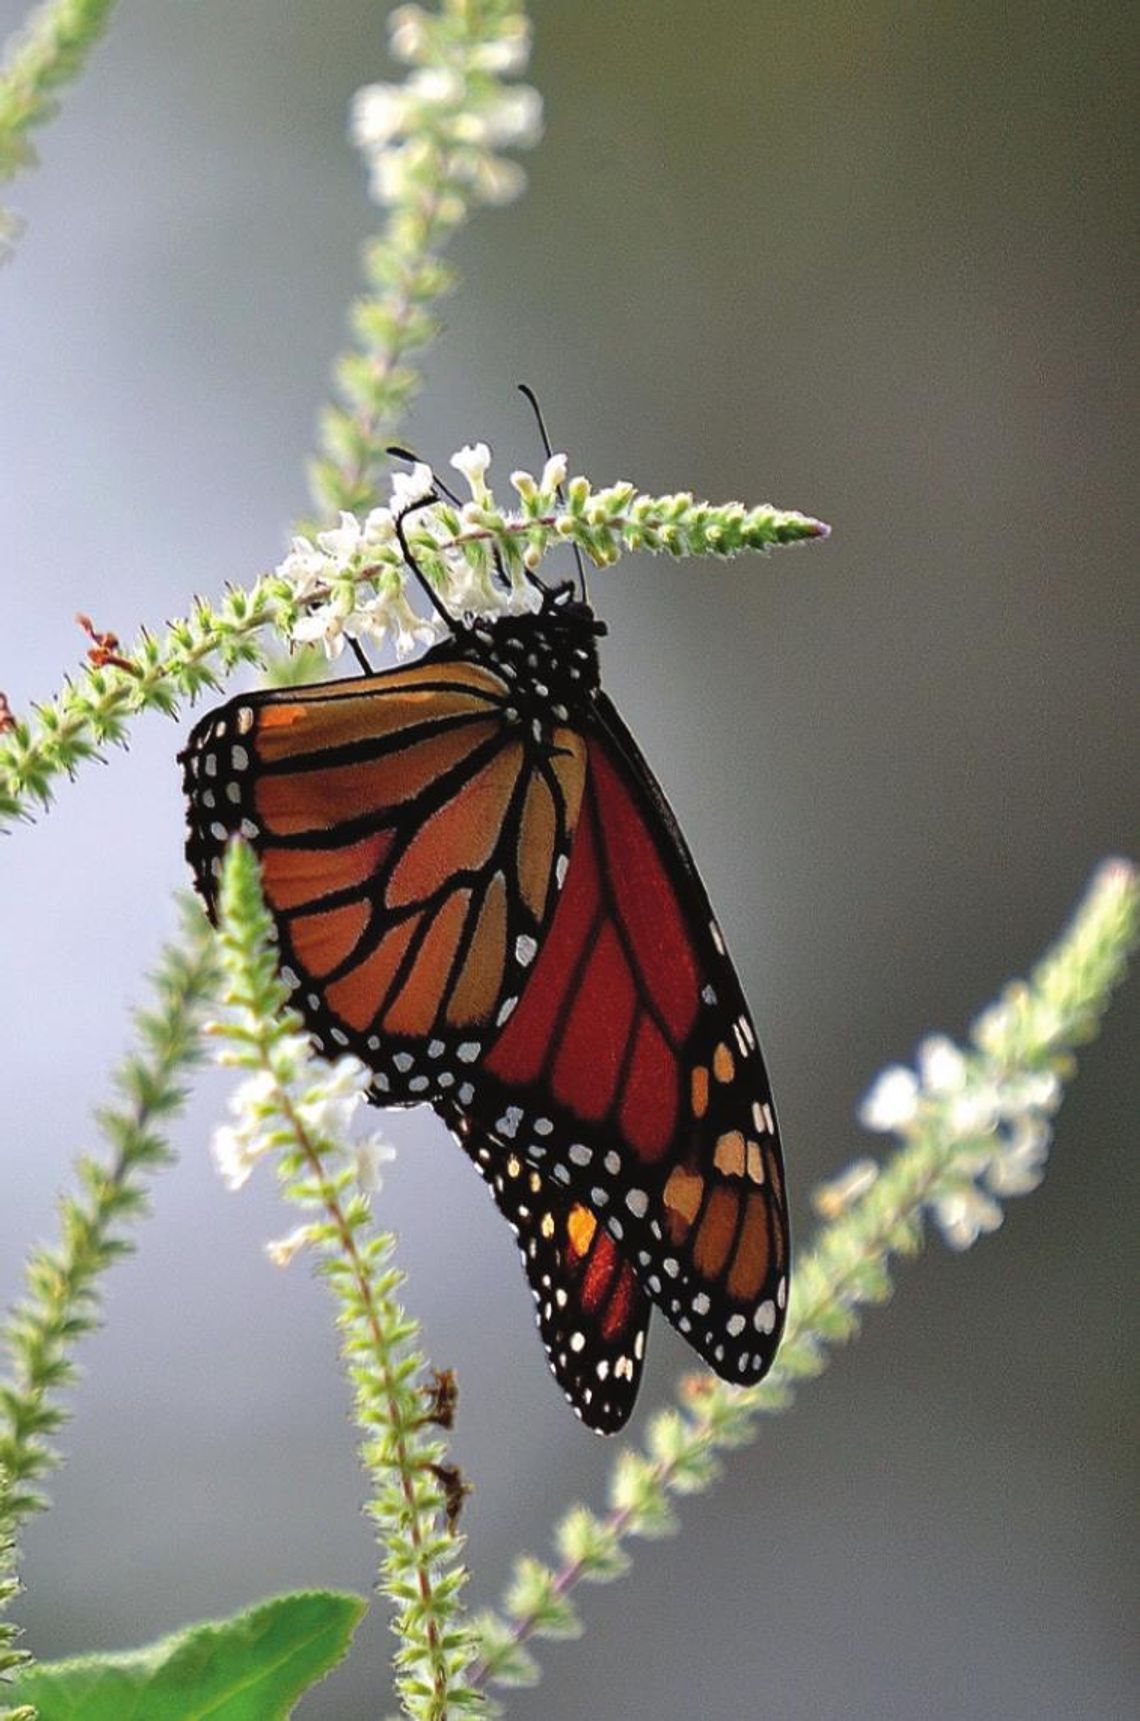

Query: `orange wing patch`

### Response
(255, 720, 498, 838)
(184, 657, 588, 1068)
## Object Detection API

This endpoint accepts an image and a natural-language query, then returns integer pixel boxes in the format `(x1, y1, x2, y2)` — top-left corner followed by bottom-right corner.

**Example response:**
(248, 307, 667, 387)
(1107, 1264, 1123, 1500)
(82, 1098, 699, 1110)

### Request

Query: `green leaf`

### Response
(9, 1590, 367, 1720)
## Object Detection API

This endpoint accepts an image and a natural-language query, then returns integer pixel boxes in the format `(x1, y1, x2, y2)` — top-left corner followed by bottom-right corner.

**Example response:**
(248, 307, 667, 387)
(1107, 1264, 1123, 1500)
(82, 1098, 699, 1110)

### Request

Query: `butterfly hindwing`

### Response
(452, 1110, 650, 1432)
(460, 691, 789, 1385)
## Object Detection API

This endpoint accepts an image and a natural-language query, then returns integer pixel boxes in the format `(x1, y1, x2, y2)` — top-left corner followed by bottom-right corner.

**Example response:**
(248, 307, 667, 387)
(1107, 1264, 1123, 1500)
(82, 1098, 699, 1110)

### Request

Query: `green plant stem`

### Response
(0, 1472, 33, 1717)
(0, 0, 118, 184)
(309, 0, 534, 520)
(0, 493, 825, 832)
(281, 1097, 462, 1718)
(211, 840, 482, 1719)
(0, 904, 217, 1689)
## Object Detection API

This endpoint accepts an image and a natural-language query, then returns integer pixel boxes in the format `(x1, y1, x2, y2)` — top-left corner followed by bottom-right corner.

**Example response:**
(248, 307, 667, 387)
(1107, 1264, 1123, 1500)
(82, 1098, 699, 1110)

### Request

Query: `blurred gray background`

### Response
(1, 1, 1136, 1716)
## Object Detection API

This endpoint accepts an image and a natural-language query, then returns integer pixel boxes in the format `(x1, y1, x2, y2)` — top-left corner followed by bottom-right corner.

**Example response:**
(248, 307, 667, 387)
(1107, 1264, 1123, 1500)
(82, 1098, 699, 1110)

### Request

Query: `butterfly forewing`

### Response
(182, 652, 585, 1105)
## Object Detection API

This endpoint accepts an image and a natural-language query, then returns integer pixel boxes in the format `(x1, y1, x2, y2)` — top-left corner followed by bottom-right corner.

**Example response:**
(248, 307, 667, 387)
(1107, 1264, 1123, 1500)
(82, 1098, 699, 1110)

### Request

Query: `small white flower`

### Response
(540, 453, 568, 496)
(292, 604, 348, 659)
(317, 511, 364, 565)
(918, 1035, 967, 1094)
(391, 595, 446, 659)
(408, 66, 464, 106)
(470, 28, 531, 74)
(351, 83, 410, 149)
(479, 85, 543, 148)
(277, 535, 330, 600)
(211, 1120, 268, 1192)
(1016, 1069, 1062, 1114)
(275, 1032, 319, 1075)
(389, 461, 436, 515)
(986, 1115, 1052, 1197)
(353, 1132, 398, 1192)
(813, 1157, 880, 1220)
(265, 1224, 319, 1268)
(947, 1084, 999, 1137)
(451, 442, 493, 501)
(369, 145, 416, 205)
(859, 1066, 920, 1133)
(295, 1055, 373, 1139)
(930, 1186, 1004, 1251)
(468, 152, 528, 205)
(388, 4, 429, 63)
(228, 1068, 279, 1120)
(972, 1000, 1012, 1055)
(363, 506, 397, 545)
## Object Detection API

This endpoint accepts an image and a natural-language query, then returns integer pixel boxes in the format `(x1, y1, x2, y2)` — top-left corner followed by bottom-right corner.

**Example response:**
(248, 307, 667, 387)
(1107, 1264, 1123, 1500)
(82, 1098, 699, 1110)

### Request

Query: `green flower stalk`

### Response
(208, 839, 483, 1720)
(0, 902, 217, 1691)
(0, 466, 827, 833)
(0, 0, 119, 256)
(310, 1, 541, 519)
(0, 903, 216, 1526)
(469, 858, 1138, 1693)
(0, 1474, 33, 1720)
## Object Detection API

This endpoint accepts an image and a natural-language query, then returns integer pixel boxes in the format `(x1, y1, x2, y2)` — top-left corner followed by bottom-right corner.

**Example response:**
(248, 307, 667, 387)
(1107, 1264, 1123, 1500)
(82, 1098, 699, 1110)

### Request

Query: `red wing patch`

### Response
(474, 724, 789, 1390)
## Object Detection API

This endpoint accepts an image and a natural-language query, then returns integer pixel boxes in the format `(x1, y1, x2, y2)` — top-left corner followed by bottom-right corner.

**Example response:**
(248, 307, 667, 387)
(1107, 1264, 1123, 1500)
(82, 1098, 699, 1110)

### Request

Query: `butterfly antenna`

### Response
(388, 445, 513, 597)
(517, 382, 589, 602)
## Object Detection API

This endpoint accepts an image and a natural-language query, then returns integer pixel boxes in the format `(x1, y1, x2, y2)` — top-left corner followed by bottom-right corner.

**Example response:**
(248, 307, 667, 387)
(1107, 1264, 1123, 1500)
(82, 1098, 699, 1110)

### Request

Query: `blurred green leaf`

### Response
(10, 1589, 367, 1719)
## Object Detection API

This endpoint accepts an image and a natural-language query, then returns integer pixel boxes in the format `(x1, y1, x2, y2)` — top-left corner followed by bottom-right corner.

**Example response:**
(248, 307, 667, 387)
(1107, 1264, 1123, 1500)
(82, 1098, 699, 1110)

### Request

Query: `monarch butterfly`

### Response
(181, 492, 789, 1433)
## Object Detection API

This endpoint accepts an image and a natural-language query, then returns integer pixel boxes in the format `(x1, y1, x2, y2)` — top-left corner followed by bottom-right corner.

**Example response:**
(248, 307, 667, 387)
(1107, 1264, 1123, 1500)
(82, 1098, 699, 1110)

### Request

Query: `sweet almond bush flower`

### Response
(916, 1034, 966, 1093)
(985, 1114, 1051, 1197)
(857, 935, 1087, 1252)
(451, 440, 492, 503)
(352, 14, 541, 213)
(264, 1223, 322, 1269)
(351, 1132, 398, 1194)
(292, 1054, 374, 1139)
(278, 446, 586, 660)
(930, 1185, 1005, 1252)
(858, 1065, 920, 1132)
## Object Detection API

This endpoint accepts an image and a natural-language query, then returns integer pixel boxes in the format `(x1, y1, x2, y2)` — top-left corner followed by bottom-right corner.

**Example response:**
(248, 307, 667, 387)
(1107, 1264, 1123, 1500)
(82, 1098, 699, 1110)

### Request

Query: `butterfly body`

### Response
(183, 584, 788, 1431)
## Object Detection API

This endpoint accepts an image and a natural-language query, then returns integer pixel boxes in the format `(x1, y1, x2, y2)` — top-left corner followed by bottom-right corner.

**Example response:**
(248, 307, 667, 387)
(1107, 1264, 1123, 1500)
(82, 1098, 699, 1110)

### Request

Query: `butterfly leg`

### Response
(393, 492, 462, 632)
